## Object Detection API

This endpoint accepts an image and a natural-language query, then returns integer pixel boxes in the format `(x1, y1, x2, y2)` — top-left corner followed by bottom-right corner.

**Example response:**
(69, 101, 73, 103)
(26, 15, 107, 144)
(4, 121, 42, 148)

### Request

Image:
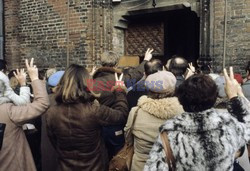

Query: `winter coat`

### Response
(125, 95, 184, 171)
(92, 60, 146, 106)
(242, 80, 250, 101)
(175, 76, 185, 88)
(0, 71, 30, 105)
(0, 80, 50, 171)
(45, 89, 128, 171)
(92, 61, 146, 158)
(144, 96, 250, 171)
(41, 94, 58, 171)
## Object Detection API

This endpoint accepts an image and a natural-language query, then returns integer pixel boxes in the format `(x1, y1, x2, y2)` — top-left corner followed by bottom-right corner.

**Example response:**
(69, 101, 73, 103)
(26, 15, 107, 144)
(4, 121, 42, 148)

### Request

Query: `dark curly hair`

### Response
(176, 74, 218, 112)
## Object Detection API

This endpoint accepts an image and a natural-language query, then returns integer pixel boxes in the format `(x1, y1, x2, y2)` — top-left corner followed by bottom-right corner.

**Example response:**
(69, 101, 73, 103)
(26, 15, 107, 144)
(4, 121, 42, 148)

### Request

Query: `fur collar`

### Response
(161, 108, 233, 133)
(93, 67, 122, 78)
(137, 95, 184, 120)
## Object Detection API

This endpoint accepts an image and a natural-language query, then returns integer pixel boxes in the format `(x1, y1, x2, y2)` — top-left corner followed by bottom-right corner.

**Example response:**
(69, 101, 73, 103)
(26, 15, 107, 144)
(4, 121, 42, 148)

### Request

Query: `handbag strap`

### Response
(131, 106, 140, 130)
(160, 131, 176, 171)
(125, 106, 140, 145)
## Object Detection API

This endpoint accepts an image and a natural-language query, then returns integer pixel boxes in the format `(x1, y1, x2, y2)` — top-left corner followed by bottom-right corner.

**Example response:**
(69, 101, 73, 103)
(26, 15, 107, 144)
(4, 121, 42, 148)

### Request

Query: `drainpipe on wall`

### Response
(0, 0, 3, 60)
(66, 0, 70, 67)
(223, 0, 227, 69)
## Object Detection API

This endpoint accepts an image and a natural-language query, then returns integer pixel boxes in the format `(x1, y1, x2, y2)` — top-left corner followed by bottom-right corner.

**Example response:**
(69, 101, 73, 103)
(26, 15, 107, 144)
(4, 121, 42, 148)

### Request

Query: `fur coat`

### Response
(124, 95, 184, 171)
(144, 96, 250, 171)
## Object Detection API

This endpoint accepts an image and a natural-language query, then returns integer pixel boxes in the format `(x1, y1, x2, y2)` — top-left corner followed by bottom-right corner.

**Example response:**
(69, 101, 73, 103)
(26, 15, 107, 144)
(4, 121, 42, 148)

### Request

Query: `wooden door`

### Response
(125, 21, 164, 57)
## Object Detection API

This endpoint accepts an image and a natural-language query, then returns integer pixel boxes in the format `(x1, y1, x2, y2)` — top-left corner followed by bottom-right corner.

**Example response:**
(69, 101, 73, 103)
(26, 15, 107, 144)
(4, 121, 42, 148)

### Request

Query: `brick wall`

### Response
(211, 0, 250, 75)
(4, 0, 21, 69)
(4, 0, 114, 70)
(3, 0, 250, 74)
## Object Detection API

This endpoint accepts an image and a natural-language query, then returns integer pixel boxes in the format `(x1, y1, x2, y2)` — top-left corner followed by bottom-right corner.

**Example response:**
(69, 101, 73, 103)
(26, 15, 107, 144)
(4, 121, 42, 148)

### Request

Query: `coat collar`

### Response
(93, 67, 122, 78)
(137, 95, 184, 120)
(160, 108, 230, 133)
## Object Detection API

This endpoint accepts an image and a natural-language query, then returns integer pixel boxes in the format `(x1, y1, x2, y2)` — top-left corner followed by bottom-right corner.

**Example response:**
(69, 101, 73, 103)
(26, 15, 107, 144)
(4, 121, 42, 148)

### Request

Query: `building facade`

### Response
(2, 0, 250, 74)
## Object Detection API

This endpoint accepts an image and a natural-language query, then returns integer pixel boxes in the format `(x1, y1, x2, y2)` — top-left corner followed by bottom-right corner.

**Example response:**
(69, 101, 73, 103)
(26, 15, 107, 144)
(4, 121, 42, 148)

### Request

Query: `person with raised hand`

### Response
(0, 67, 30, 106)
(0, 58, 50, 171)
(144, 67, 250, 171)
(92, 48, 153, 160)
(45, 64, 128, 171)
(224, 67, 245, 99)
(184, 62, 196, 80)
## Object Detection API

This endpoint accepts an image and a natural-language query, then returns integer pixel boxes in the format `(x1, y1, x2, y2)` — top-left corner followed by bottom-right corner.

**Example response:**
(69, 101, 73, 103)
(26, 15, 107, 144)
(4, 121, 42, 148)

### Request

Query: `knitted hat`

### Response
(48, 71, 64, 87)
(145, 71, 176, 93)
(215, 76, 226, 98)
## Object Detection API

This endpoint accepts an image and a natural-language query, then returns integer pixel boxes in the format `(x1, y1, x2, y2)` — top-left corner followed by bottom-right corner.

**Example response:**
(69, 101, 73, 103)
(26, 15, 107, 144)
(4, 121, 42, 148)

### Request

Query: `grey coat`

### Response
(242, 80, 250, 101)
(144, 96, 250, 171)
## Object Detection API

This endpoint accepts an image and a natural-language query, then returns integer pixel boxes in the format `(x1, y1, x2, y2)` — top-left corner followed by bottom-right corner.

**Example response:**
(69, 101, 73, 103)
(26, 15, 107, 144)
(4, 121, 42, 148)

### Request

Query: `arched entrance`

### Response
(124, 8, 200, 65)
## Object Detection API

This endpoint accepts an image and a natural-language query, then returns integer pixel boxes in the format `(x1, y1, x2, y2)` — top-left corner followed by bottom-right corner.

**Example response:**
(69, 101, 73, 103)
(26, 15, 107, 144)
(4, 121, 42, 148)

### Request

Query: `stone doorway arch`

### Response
(113, 0, 211, 67)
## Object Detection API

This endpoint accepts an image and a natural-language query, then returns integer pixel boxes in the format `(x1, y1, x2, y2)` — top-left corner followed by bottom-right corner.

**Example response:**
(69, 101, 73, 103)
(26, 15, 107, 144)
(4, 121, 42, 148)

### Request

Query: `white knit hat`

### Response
(145, 71, 177, 93)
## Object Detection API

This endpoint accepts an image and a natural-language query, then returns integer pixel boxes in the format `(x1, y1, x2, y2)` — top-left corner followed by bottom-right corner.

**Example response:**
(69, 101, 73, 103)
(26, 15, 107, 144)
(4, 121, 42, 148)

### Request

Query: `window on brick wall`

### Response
(0, 0, 3, 60)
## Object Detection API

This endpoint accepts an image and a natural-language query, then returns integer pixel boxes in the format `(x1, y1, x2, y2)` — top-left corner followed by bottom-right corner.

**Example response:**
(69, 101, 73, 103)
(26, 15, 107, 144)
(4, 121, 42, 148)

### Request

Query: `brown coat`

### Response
(45, 90, 128, 171)
(92, 60, 146, 106)
(0, 80, 50, 171)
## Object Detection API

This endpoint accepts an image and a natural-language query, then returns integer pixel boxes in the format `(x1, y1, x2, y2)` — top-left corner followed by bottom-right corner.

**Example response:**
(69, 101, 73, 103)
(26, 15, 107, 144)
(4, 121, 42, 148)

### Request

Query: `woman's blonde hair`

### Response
(55, 64, 97, 104)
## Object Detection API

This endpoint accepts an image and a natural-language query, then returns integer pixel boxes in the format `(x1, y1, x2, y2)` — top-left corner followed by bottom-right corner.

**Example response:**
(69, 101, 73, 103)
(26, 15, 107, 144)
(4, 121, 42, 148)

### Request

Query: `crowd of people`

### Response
(0, 50, 249, 171)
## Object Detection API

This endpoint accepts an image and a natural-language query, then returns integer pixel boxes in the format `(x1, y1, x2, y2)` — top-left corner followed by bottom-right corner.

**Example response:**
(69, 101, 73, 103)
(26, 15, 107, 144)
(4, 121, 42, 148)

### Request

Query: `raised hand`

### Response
(224, 67, 244, 99)
(25, 58, 39, 82)
(13, 69, 27, 86)
(115, 73, 125, 87)
(188, 62, 195, 73)
(90, 66, 97, 76)
(144, 48, 154, 61)
(185, 62, 196, 79)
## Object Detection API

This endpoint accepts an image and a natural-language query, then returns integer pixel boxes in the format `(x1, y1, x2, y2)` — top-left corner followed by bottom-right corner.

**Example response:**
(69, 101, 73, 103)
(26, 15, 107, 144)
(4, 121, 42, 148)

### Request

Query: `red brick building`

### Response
(1, 0, 250, 74)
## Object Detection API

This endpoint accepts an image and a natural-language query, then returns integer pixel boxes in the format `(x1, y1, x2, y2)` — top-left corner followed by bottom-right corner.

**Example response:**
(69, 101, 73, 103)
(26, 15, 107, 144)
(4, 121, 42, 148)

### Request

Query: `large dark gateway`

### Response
(125, 8, 200, 65)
